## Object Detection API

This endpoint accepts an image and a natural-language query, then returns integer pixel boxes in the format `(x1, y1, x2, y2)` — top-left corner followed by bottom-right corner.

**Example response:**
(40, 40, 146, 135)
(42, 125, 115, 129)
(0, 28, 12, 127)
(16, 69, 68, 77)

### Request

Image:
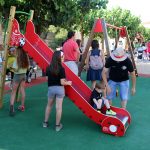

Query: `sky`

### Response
(107, 0, 149, 23)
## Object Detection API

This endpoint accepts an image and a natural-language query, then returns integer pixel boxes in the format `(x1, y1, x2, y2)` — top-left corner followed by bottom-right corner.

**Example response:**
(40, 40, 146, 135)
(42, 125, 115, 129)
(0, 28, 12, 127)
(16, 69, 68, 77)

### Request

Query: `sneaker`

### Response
(106, 109, 116, 116)
(9, 82, 13, 90)
(116, 90, 119, 97)
(43, 122, 49, 128)
(97, 110, 101, 113)
(18, 105, 25, 112)
(9, 105, 15, 116)
(55, 123, 63, 132)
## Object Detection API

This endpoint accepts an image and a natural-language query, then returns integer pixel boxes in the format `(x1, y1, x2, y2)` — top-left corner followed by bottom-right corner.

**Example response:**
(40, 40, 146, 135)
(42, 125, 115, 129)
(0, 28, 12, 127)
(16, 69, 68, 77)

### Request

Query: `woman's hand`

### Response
(131, 87, 136, 95)
(61, 79, 72, 86)
(106, 85, 111, 95)
(67, 81, 72, 86)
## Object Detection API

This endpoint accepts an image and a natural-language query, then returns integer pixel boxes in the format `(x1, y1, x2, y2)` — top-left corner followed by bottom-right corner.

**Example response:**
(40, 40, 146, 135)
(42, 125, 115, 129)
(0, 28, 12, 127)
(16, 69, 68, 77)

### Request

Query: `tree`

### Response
(1, 1, 148, 44)
(1, 0, 108, 35)
(0, 0, 4, 45)
(103, 7, 142, 40)
(74, 0, 108, 41)
(137, 25, 150, 42)
(0, 0, 4, 14)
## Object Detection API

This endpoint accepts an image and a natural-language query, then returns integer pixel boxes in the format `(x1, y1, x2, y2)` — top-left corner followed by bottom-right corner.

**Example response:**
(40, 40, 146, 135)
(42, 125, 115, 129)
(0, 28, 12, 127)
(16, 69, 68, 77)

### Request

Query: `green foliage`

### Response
(0, 0, 4, 20)
(0, 0, 149, 44)
(104, 7, 142, 39)
(1, 0, 108, 34)
(74, 0, 108, 36)
(0, 0, 4, 5)
(48, 25, 67, 49)
(145, 28, 150, 41)
(138, 26, 150, 42)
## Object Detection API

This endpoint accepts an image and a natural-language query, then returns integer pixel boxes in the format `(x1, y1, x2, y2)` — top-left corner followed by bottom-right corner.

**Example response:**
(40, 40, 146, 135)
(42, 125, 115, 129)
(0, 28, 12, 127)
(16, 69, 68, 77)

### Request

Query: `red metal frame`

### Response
(106, 23, 122, 30)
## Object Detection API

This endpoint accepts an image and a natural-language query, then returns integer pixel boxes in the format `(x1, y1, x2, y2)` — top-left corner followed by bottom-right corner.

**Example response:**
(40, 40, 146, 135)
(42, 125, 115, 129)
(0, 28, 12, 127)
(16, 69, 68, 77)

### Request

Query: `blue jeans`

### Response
(107, 80, 129, 101)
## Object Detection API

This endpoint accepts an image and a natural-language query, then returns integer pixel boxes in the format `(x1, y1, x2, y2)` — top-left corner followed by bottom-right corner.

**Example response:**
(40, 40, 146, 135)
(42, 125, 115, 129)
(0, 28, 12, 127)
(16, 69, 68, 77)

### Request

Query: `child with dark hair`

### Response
(86, 39, 105, 90)
(90, 82, 116, 115)
(9, 46, 29, 116)
(43, 50, 72, 132)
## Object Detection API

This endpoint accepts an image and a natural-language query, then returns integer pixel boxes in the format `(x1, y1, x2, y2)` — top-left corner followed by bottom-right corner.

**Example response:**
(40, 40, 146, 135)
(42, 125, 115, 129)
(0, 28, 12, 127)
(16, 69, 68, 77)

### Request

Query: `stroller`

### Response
(26, 59, 37, 83)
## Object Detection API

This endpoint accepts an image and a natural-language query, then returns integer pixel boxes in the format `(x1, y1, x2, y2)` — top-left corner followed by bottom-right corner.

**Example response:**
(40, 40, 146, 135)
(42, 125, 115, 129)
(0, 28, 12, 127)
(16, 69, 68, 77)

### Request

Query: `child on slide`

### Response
(90, 82, 116, 115)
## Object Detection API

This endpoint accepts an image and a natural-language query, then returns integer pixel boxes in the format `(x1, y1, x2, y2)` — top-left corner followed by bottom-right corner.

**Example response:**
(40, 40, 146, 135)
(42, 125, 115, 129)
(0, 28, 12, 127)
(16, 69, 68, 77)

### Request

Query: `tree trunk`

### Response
(0, 23, 3, 46)
(35, 24, 41, 35)
(80, 30, 84, 46)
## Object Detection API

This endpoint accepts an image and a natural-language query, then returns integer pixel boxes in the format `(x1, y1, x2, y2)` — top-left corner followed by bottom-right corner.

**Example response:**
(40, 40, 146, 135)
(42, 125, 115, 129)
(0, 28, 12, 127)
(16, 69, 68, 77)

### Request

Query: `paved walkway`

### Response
(36, 62, 150, 77)
(136, 60, 150, 76)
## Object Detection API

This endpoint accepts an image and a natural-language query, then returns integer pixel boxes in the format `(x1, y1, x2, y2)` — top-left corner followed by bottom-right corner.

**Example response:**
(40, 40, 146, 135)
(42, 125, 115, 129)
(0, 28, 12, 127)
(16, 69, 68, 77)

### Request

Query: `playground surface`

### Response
(136, 60, 150, 76)
(0, 72, 150, 150)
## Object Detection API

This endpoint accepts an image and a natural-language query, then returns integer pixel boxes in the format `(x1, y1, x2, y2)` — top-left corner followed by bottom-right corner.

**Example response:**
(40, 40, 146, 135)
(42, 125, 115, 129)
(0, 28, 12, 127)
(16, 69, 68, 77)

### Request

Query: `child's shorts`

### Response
(48, 86, 65, 99)
(13, 73, 26, 83)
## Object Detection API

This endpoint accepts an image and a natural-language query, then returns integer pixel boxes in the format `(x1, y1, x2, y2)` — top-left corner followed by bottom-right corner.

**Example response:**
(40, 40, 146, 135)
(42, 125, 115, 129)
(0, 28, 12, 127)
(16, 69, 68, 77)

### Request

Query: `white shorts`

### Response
(64, 61, 78, 75)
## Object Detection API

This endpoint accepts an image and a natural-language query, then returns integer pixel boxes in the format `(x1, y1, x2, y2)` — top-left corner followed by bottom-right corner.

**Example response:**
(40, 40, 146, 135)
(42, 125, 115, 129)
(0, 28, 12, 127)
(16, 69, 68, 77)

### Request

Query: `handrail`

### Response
(15, 11, 30, 16)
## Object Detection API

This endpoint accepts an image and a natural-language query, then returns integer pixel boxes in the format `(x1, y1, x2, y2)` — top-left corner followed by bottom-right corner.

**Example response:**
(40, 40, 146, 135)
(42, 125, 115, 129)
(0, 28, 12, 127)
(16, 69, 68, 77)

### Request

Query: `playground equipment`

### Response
(78, 18, 138, 77)
(1, 6, 131, 136)
(0, 6, 34, 108)
(20, 19, 131, 136)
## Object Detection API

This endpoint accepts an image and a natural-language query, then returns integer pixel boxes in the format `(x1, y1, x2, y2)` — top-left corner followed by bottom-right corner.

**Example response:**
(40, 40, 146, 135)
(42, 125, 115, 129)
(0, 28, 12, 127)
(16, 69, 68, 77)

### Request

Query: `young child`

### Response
(6, 47, 16, 88)
(9, 46, 29, 116)
(90, 82, 116, 115)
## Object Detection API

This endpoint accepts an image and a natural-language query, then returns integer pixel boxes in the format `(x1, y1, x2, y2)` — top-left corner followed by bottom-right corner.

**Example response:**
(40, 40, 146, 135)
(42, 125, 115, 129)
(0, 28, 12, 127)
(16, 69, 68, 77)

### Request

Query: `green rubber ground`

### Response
(0, 75, 149, 150)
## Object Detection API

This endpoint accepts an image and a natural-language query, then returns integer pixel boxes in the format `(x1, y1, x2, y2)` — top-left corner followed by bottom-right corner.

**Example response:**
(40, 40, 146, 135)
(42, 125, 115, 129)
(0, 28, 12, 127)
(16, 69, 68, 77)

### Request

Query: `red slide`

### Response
(10, 19, 131, 136)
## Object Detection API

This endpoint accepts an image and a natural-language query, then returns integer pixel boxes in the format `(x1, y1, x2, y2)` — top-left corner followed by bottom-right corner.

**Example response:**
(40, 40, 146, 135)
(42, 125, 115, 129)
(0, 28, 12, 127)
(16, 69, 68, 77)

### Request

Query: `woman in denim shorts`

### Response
(9, 46, 29, 116)
(43, 51, 72, 132)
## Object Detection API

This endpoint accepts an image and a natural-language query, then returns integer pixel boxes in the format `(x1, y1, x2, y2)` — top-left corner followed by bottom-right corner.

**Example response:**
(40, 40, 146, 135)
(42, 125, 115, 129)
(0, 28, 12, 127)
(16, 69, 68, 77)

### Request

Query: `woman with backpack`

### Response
(86, 40, 105, 90)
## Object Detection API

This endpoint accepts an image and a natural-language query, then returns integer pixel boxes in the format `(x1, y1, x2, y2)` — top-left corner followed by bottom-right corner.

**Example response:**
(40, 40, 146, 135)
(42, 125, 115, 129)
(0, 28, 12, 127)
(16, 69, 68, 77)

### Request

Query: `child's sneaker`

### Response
(43, 122, 49, 128)
(18, 105, 25, 112)
(55, 123, 63, 132)
(106, 109, 116, 116)
(97, 110, 101, 113)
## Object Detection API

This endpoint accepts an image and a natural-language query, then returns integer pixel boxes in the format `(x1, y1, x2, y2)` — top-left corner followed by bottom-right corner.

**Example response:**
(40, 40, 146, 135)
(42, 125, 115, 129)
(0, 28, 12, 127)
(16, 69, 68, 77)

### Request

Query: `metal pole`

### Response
(28, 10, 34, 21)
(106, 23, 122, 30)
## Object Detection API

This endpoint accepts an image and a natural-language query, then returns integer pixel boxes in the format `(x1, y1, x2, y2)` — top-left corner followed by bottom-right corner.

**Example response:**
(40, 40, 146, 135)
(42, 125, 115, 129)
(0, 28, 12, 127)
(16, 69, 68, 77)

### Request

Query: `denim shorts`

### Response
(64, 61, 78, 75)
(48, 86, 65, 99)
(13, 73, 26, 83)
(106, 80, 129, 101)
